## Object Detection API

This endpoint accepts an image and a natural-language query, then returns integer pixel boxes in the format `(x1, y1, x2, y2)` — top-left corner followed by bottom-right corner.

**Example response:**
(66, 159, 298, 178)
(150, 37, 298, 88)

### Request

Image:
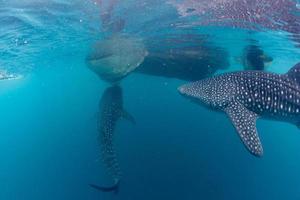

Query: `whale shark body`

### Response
(90, 85, 134, 193)
(136, 44, 229, 81)
(179, 62, 300, 157)
(86, 33, 229, 82)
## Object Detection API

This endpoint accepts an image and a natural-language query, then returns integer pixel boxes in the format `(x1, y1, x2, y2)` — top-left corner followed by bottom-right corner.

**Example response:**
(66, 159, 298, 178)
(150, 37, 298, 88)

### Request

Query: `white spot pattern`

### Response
(178, 62, 300, 156)
(225, 101, 263, 156)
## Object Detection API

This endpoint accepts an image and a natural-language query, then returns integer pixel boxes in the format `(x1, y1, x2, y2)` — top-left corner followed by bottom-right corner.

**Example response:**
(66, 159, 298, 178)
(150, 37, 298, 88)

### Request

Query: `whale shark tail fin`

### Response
(287, 62, 300, 85)
(89, 180, 120, 194)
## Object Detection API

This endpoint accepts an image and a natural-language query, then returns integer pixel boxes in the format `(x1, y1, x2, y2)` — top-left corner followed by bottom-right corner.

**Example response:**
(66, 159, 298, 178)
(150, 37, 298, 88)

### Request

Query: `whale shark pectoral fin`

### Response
(121, 110, 136, 125)
(224, 101, 263, 157)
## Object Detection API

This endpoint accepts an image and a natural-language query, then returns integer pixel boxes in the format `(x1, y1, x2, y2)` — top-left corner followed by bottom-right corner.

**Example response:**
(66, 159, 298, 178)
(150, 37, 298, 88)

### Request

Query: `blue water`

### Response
(1, 0, 300, 199)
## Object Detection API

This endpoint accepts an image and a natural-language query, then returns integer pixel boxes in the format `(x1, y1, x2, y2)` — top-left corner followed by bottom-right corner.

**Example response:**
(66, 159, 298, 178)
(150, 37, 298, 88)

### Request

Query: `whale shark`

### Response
(86, 34, 148, 83)
(90, 85, 134, 193)
(87, 35, 229, 82)
(178, 62, 300, 157)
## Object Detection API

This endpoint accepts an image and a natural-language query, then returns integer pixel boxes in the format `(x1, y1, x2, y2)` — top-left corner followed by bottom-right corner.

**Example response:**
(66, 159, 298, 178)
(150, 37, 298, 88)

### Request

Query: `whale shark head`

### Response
(178, 76, 236, 109)
(86, 34, 148, 83)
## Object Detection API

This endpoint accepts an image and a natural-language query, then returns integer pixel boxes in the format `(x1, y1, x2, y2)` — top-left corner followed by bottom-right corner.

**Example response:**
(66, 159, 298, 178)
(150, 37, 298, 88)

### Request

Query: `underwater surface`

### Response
(1, 0, 300, 199)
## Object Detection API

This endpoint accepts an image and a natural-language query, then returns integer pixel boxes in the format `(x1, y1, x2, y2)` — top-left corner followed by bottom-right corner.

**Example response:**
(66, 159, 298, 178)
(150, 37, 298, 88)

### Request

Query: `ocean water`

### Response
(1, 0, 300, 199)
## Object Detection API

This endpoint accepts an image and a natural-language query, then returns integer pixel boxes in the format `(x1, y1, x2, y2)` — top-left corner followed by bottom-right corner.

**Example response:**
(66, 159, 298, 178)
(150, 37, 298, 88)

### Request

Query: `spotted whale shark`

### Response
(179, 62, 300, 157)
(90, 85, 134, 193)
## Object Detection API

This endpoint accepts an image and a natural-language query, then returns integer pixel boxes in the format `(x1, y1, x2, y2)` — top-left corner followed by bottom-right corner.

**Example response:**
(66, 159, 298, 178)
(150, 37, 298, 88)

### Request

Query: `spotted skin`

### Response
(224, 101, 261, 156)
(92, 85, 134, 192)
(179, 62, 300, 157)
(98, 86, 123, 184)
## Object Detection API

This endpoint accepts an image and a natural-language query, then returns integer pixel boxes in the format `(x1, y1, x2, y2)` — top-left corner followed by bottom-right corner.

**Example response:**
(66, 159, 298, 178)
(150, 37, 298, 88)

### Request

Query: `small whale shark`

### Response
(179, 62, 300, 157)
(90, 85, 134, 193)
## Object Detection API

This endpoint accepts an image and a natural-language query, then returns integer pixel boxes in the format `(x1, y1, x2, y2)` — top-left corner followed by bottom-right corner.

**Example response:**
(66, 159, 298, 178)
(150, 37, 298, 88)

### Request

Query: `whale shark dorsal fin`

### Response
(286, 62, 300, 85)
(121, 110, 136, 125)
(224, 101, 263, 157)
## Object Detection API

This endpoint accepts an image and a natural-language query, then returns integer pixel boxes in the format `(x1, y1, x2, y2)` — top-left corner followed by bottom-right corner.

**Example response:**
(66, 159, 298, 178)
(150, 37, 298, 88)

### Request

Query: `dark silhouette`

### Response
(241, 45, 273, 71)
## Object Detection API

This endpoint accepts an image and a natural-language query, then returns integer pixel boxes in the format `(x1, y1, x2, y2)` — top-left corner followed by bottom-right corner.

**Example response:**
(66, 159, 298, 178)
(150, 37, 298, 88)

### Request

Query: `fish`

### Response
(178, 62, 300, 157)
(90, 85, 135, 193)
(86, 34, 148, 83)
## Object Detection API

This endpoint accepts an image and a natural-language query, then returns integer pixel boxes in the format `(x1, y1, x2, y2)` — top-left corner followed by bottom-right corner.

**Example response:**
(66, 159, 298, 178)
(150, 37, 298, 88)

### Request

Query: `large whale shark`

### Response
(90, 85, 134, 193)
(178, 62, 300, 157)
(87, 35, 229, 82)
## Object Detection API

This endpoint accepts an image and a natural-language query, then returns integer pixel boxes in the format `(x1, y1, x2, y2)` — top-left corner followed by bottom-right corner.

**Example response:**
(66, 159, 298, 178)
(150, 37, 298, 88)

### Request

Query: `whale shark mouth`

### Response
(178, 82, 202, 98)
(178, 84, 198, 101)
(86, 52, 114, 63)
(177, 85, 186, 95)
(178, 84, 203, 104)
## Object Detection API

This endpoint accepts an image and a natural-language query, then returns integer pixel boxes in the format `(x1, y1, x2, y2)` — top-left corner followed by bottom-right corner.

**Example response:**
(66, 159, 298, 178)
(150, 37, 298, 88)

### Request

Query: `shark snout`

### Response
(178, 81, 199, 96)
(178, 85, 188, 96)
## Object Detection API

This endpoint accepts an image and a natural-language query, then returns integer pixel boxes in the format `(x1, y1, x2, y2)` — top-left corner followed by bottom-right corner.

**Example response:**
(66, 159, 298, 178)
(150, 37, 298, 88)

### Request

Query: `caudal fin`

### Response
(89, 180, 120, 194)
